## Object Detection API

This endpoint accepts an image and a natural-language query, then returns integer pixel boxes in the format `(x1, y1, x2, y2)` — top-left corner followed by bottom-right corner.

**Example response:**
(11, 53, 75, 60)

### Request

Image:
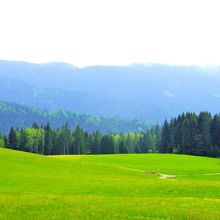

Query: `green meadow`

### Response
(0, 148, 220, 220)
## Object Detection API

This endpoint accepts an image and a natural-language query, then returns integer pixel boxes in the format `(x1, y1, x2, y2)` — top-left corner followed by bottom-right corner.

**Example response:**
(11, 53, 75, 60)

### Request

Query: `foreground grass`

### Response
(0, 148, 220, 219)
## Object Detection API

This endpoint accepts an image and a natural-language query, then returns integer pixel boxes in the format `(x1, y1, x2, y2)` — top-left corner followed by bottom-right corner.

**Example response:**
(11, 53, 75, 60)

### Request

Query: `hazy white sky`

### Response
(0, 0, 220, 67)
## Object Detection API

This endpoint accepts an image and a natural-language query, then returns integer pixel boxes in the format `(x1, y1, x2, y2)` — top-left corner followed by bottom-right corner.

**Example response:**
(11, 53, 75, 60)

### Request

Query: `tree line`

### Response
(160, 112, 220, 157)
(0, 123, 160, 155)
(1, 111, 220, 157)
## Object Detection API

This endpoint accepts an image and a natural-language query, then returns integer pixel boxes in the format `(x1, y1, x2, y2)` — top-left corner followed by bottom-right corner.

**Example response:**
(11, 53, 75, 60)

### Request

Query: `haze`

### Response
(0, 0, 220, 67)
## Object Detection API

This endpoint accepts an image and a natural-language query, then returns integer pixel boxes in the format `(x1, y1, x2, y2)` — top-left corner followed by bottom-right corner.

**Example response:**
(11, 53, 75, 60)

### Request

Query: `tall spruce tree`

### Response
(8, 127, 17, 149)
(101, 135, 115, 154)
(211, 114, 220, 147)
(74, 125, 86, 154)
(181, 118, 190, 154)
(197, 112, 212, 155)
(160, 120, 170, 153)
(91, 130, 102, 154)
(188, 113, 198, 155)
(44, 123, 53, 155)
(119, 139, 128, 153)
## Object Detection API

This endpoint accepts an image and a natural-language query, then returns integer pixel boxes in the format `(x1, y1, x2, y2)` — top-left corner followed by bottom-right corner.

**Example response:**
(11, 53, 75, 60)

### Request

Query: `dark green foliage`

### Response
(3, 111, 220, 157)
(134, 145, 141, 153)
(8, 127, 17, 150)
(119, 140, 128, 154)
(44, 123, 53, 155)
(210, 114, 220, 148)
(160, 120, 170, 153)
(18, 129, 27, 151)
(181, 118, 190, 153)
(90, 130, 102, 154)
(3, 123, 160, 155)
(197, 112, 212, 155)
(160, 112, 220, 157)
(74, 125, 86, 154)
(101, 135, 115, 154)
(139, 132, 150, 153)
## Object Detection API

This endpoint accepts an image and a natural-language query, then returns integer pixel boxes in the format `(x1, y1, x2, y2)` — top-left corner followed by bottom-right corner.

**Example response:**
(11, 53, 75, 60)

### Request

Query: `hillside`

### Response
(1, 60, 220, 122)
(0, 148, 220, 219)
(0, 101, 152, 133)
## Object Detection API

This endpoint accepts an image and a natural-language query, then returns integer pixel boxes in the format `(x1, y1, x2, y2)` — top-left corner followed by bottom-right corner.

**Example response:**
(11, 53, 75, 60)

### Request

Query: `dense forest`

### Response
(160, 112, 220, 157)
(0, 123, 160, 155)
(1, 111, 220, 157)
(0, 101, 152, 133)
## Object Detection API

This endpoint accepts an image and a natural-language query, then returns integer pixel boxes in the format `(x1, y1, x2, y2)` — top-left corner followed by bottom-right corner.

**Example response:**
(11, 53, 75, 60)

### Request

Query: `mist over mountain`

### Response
(0, 101, 151, 133)
(1, 60, 220, 122)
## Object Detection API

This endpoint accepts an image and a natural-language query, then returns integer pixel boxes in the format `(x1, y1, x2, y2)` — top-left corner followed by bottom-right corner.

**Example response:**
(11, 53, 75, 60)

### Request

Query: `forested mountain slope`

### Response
(1, 60, 220, 121)
(0, 101, 151, 133)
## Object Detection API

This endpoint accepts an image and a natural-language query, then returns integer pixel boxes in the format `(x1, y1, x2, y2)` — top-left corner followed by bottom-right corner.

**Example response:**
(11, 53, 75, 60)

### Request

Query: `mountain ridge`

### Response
(1, 60, 220, 122)
(0, 101, 152, 133)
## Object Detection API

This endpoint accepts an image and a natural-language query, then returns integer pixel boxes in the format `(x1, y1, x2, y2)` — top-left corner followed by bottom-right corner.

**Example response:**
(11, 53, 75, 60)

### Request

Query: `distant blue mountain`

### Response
(0, 101, 152, 133)
(0, 60, 220, 122)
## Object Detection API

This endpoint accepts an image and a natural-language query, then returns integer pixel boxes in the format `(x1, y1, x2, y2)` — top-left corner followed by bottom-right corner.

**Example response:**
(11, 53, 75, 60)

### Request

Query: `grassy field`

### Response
(0, 148, 220, 219)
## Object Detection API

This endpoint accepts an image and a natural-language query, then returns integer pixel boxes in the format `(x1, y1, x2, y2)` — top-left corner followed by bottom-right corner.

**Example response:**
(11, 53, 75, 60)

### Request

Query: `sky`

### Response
(0, 0, 220, 67)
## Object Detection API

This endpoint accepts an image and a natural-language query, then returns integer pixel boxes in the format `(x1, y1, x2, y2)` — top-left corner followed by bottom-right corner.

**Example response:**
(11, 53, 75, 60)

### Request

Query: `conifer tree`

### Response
(8, 127, 17, 149)
(44, 123, 53, 155)
(160, 120, 170, 153)
(119, 140, 128, 153)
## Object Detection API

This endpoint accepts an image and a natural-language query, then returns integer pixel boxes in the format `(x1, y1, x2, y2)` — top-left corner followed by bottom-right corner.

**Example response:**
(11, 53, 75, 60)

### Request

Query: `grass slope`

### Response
(0, 148, 220, 219)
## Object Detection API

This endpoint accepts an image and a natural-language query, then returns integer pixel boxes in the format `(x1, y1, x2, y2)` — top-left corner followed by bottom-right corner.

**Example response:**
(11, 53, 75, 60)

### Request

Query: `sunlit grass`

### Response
(0, 148, 220, 219)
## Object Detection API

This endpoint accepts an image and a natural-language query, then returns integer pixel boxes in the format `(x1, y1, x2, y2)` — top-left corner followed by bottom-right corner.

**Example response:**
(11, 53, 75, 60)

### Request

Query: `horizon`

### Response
(1, 59, 220, 69)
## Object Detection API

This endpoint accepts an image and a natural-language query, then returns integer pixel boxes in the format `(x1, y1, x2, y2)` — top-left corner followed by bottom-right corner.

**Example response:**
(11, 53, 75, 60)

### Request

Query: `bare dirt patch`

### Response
(144, 170, 157, 174)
